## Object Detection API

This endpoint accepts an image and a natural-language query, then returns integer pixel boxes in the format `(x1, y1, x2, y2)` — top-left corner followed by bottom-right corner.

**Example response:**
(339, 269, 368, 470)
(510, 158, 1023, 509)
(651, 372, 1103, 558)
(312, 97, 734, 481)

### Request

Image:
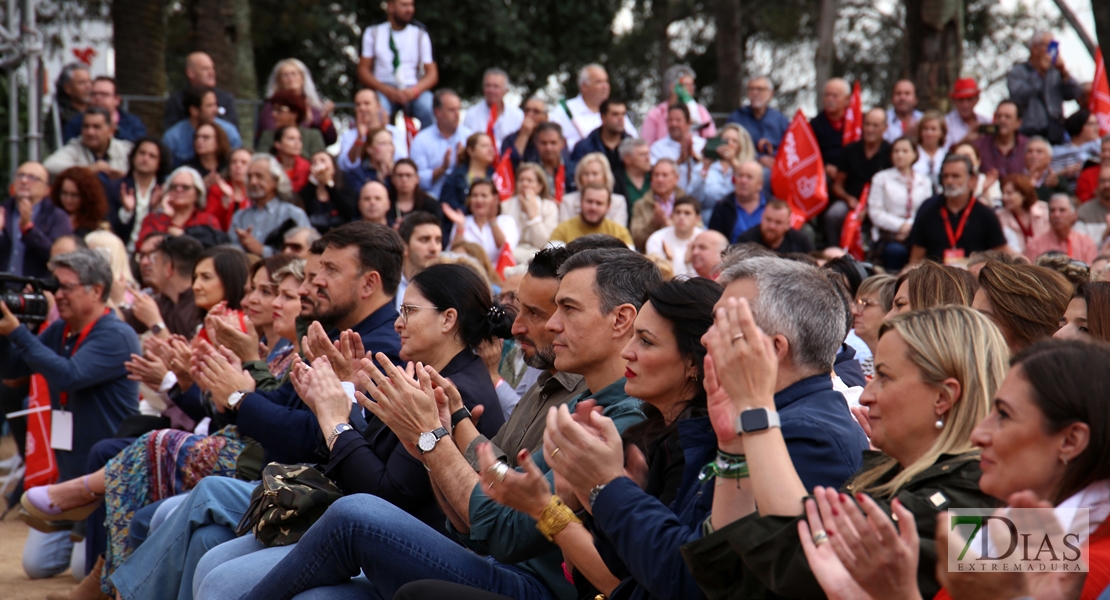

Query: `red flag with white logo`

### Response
(493, 149, 515, 200)
(772, 110, 829, 229)
(495, 242, 516, 279)
(841, 183, 869, 260)
(843, 81, 863, 145)
(1092, 50, 1110, 136)
(23, 374, 58, 488)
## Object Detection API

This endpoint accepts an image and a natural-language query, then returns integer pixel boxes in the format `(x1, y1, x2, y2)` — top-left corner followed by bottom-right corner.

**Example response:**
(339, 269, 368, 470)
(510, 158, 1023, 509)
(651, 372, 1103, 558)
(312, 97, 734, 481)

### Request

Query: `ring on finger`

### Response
(550, 447, 561, 458)
(491, 461, 509, 483)
(812, 530, 829, 546)
(731, 333, 745, 343)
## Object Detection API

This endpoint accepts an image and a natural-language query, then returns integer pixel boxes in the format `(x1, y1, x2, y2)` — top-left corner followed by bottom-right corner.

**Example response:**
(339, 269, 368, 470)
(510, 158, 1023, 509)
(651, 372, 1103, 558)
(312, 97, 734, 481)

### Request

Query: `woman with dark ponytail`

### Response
(396, 262, 509, 437)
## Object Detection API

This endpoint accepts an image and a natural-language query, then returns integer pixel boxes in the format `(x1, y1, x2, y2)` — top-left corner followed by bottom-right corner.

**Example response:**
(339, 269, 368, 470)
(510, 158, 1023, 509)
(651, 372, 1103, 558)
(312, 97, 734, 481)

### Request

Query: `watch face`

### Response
(740, 409, 770, 433)
(418, 431, 436, 452)
(228, 392, 243, 407)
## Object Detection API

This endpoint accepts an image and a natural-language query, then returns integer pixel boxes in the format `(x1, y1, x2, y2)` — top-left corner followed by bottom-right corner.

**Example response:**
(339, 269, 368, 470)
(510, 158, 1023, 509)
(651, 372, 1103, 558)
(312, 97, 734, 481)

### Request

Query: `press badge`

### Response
(51, 410, 73, 451)
(942, 248, 968, 268)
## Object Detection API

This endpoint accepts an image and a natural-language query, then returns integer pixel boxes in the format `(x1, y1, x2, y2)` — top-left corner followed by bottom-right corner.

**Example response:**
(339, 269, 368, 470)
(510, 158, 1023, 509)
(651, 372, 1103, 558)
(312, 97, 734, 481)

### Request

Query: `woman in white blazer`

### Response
(868, 136, 934, 270)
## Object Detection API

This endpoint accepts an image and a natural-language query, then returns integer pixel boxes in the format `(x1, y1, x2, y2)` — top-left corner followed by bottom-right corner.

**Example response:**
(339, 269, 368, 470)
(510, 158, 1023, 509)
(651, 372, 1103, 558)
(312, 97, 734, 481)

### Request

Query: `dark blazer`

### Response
(299, 181, 358, 234)
(0, 198, 74, 279)
(163, 87, 239, 129)
(682, 451, 997, 600)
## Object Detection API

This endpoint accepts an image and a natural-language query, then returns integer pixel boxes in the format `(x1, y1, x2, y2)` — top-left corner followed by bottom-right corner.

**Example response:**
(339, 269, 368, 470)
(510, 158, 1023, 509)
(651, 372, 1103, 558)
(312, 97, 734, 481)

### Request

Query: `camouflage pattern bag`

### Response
(235, 462, 343, 547)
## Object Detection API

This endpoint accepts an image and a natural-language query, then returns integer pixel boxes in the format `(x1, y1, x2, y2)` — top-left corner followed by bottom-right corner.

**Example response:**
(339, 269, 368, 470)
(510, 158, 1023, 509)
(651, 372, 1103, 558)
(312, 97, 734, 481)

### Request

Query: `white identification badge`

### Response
(51, 410, 73, 451)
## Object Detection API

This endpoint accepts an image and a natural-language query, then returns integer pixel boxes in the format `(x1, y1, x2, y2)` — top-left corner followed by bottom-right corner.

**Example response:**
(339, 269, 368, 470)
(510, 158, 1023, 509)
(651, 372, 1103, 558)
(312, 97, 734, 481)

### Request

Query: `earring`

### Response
(689, 373, 700, 382)
(935, 416, 944, 430)
(1061, 455, 1069, 466)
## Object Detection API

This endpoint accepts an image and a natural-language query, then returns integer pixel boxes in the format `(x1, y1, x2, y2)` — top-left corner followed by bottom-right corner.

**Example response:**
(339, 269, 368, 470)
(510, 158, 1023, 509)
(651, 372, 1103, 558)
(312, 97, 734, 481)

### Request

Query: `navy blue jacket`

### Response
(0, 311, 140, 480)
(439, 164, 495, 212)
(0, 198, 74, 279)
(707, 192, 766, 244)
(501, 130, 540, 170)
(324, 348, 504, 535)
(63, 110, 148, 144)
(591, 376, 868, 600)
(834, 344, 868, 388)
(234, 302, 402, 465)
(102, 175, 141, 245)
(570, 126, 628, 169)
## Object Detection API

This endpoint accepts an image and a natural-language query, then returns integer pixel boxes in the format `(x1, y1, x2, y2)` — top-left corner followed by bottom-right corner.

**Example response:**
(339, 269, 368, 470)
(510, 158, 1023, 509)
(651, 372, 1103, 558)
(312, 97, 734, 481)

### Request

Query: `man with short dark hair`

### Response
(736, 199, 815, 253)
(44, 107, 133, 176)
(649, 104, 704, 193)
(534, 122, 576, 199)
(396, 211, 442, 309)
(0, 249, 140, 579)
(63, 76, 147, 144)
(162, 86, 242, 167)
(502, 97, 548, 169)
(549, 184, 633, 246)
(909, 154, 1010, 264)
(163, 52, 239, 129)
(411, 89, 470, 198)
(973, 100, 1029, 178)
(884, 80, 922, 143)
(645, 195, 704, 277)
(359, 0, 438, 128)
(571, 99, 631, 175)
(0, 161, 72, 278)
(124, 234, 203, 338)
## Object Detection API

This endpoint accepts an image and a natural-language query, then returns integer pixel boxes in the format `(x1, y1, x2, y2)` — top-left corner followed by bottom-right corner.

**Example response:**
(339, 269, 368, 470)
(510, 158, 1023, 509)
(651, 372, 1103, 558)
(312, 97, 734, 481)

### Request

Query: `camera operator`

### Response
(0, 161, 74, 279)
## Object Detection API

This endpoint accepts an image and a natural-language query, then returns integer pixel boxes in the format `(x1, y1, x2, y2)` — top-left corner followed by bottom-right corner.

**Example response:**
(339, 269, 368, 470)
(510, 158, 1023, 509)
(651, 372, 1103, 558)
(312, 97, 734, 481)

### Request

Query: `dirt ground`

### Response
(0, 435, 77, 600)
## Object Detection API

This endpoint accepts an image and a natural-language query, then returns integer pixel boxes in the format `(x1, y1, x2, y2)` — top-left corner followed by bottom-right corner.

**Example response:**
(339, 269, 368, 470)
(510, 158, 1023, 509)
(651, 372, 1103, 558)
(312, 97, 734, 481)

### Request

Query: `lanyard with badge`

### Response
(51, 308, 110, 451)
(940, 201, 974, 267)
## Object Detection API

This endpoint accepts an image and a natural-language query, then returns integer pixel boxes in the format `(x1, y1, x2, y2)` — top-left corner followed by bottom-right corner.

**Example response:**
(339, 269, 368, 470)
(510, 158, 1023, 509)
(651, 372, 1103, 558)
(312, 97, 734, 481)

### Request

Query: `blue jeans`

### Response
(377, 90, 434, 130)
(22, 529, 76, 579)
(108, 476, 255, 600)
(239, 494, 555, 600)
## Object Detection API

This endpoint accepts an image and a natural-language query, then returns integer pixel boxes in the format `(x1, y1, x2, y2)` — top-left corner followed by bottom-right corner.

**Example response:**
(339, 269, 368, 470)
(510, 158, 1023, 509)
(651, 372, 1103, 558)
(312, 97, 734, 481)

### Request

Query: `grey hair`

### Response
(272, 258, 307, 283)
(48, 249, 114, 303)
(663, 64, 696, 97)
(483, 68, 510, 87)
(1027, 135, 1053, 154)
(748, 75, 774, 92)
(578, 63, 605, 88)
(265, 58, 325, 112)
(618, 137, 648, 160)
(1048, 192, 1079, 211)
(718, 257, 846, 374)
(165, 166, 209, 209)
(284, 226, 321, 245)
(1029, 31, 1054, 49)
(825, 77, 850, 96)
(941, 153, 974, 177)
(251, 153, 294, 199)
(56, 63, 90, 95)
(557, 248, 663, 315)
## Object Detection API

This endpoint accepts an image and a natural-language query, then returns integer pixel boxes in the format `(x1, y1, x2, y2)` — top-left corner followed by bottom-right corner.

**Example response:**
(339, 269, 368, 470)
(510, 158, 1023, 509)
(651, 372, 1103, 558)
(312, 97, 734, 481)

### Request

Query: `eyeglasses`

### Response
(56, 281, 89, 294)
(282, 242, 305, 253)
(167, 183, 193, 193)
(14, 172, 44, 183)
(854, 298, 882, 311)
(398, 303, 439, 324)
(137, 250, 162, 263)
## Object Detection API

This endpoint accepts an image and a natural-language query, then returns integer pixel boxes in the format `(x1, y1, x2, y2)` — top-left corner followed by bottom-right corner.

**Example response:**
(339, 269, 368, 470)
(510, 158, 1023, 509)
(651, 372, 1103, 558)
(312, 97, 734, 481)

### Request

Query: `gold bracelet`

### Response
(535, 495, 581, 541)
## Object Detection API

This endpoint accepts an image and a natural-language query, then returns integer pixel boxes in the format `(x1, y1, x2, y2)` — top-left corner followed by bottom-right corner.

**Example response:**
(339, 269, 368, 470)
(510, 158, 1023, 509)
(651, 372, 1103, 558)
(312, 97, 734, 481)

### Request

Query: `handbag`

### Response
(235, 462, 343, 547)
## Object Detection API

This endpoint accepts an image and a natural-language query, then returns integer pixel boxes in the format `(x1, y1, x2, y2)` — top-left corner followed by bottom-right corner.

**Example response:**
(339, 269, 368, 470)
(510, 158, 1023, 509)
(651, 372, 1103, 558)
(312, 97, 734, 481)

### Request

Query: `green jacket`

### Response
(680, 451, 1000, 600)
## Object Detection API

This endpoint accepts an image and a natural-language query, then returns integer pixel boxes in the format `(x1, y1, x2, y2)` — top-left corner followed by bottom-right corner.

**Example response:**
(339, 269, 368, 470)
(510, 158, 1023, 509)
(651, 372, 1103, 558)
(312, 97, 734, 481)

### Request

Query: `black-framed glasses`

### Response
(399, 303, 440, 324)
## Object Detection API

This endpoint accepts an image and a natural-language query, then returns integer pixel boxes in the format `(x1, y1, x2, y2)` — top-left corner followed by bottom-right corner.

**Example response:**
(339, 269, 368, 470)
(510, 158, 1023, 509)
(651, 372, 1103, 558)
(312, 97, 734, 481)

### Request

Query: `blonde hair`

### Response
(85, 230, 137, 288)
(719, 123, 755, 164)
(851, 305, 1010, 496)
(265, 58, 324, 112)
(515, 162, 553, 200)
(573, 152, 616, 191)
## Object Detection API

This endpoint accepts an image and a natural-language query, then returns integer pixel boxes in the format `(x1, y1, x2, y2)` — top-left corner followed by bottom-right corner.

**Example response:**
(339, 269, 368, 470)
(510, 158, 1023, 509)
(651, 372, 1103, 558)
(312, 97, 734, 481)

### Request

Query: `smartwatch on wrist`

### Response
(736, 407, 781, 435)
(450, 406, 472, 433)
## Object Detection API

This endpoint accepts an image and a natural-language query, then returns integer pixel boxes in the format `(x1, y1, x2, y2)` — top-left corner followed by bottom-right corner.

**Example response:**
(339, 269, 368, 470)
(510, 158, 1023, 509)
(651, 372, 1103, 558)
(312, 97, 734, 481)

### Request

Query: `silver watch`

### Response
(227, 390, 248, 410)
(417, 427, 449, 454)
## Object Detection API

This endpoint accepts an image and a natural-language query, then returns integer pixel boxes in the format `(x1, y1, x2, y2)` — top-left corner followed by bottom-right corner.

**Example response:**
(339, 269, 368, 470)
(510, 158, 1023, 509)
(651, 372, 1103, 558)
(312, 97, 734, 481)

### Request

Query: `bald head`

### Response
(823, 78, 850, 115)
(359, 181, 391, 223)
(185, 52, 216, 87)
(734, 160, 764, 200)
(862, 108, 887, 143)
(689, 230, 729, 279)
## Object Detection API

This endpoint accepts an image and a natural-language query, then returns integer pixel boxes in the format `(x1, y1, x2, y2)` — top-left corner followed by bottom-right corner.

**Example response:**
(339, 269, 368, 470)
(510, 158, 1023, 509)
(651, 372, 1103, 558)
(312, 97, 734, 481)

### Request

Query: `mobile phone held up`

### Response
(977, 124, 999, 136)
(1047, 40, 1059, 66)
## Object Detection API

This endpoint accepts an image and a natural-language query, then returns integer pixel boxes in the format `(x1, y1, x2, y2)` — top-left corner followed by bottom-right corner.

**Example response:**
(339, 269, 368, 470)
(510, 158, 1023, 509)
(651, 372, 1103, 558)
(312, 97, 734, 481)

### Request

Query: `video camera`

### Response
(0, 273, 59, 326)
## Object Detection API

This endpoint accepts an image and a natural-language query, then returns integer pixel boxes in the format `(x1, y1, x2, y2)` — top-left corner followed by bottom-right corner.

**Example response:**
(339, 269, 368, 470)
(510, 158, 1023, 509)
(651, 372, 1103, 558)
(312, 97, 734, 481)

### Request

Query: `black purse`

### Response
(235, 462, 343, 547)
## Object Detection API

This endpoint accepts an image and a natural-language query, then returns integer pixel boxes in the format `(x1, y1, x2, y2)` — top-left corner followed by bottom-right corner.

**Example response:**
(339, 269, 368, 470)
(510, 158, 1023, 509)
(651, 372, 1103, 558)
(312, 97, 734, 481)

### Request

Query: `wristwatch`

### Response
(226, 390, 249, 411)
(417, 427, 450, 454)
(450, 406, 472, 433)
(150, 322, 167, 335)
(588, 483, 607, 507)
(736, 407, 781, 435)
(327, 422, 354, 451)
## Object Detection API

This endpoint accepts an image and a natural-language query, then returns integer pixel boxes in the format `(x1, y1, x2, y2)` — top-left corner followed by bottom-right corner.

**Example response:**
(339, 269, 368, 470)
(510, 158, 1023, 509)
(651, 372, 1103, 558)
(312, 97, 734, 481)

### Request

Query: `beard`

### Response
(581, 211, 605, 226)
(313, 291, 357, 330)
(943, 184, 969, 199)
(518, 336, 557, 370)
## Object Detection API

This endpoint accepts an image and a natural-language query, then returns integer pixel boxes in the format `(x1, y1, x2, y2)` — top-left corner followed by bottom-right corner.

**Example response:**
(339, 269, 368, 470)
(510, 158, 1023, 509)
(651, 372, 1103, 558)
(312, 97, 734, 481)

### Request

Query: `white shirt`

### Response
(912, 146, 944, 195)
(645, 225, 704, 277)
(462, 100, 524, 151)
(361, 22, 434, 88)
(944, 109, 990, 149)
(337, 124, 408, 173)
(884, 108, 924, 143)
(410, 124, 472, 198)
(867, 167, 934, 234)
(455, 214, 520, 264)
(548, 95, 638, 151)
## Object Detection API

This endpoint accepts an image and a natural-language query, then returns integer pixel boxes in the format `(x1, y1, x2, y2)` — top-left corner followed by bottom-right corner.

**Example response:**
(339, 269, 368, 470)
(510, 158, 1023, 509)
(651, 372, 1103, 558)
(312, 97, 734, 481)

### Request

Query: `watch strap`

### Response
(588, 483, 607, 507)
(327, 422, 354, 452)
(450, 407, 472, 433)
(418, 427, 449, 454)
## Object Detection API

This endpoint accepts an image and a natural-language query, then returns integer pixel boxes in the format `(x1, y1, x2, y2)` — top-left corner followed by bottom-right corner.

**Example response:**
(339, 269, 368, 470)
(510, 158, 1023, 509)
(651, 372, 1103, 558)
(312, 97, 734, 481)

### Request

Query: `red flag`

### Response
(486, 102, 500, 152)
(403, 115, 419, 151)
(554, 164, 566, 203)
(495, 242, 516, 279)
(493, 149, 515, 200)
(1092, 50, 1110, 136)
(771, 110, 829, 229)
(843, 81, 862, 145)
(23, 374, 58, 488)
(841, 183, 869, 260)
